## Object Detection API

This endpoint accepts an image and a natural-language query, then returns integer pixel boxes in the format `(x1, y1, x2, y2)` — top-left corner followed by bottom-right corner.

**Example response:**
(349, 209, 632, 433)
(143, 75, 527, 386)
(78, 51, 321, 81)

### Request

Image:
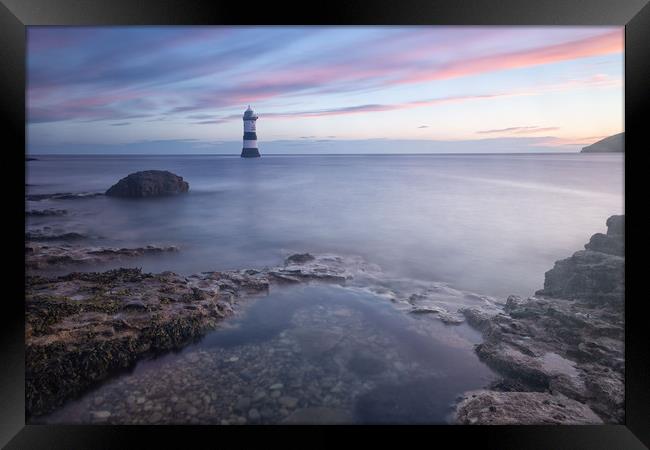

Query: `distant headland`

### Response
(581, 132, 624, 153)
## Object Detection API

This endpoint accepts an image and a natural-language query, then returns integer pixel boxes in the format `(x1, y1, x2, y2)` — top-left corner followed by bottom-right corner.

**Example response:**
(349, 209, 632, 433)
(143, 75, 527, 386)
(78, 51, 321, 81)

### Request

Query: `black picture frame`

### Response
(2, 0, 647, 448)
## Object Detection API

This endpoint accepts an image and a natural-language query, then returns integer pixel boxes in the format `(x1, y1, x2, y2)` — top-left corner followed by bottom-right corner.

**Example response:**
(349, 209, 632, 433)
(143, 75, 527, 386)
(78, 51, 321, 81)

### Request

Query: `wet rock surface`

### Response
(33, 282, 493, 425)
(536, 215, 624, 303)
(26, 243, 179, 270)
(105, 170, 189, 198)
(26, 228, 87, 241)
(27, 192, 104, 201)
(27, 253, 425, 418)
(455, 215, 624, 424)
(456, 390, 603, 425)
(26, 209, 68, 217)
(25, 266, 269, 417)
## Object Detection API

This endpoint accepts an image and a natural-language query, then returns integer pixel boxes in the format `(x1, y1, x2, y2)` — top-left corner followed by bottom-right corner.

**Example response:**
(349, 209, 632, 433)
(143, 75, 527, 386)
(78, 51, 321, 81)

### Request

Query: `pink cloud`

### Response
(395, 30, 623, 85)
(478, 126, 560, 135)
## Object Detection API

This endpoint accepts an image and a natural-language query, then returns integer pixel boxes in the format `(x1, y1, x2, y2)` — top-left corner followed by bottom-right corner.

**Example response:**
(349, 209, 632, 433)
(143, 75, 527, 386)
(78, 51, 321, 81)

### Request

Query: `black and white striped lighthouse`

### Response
(241, 105, 260, 158)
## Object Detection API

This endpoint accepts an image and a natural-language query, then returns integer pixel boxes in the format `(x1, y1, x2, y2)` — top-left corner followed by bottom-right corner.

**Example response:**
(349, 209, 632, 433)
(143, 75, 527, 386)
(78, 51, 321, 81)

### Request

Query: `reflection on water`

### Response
(37, 284, 496, 424)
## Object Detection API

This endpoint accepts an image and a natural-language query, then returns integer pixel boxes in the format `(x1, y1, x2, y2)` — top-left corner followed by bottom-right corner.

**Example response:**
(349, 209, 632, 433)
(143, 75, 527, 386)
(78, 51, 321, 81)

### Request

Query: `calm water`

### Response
(27, 153, 624, 297)
(37, 284, 495, 424)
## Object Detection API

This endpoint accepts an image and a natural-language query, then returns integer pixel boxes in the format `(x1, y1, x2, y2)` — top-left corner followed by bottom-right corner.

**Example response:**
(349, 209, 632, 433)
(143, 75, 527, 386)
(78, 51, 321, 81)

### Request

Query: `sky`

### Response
(27, 26, 624, 154)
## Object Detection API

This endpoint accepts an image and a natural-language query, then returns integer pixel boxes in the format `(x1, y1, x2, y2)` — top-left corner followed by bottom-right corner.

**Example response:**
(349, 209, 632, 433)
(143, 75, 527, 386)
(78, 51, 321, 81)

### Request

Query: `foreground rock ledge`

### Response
(106, 170, 189, 198)
(456, 390, 603, 425)
(26, 254, 351, 417)
(455, 215, 624, 424)
(26, 243, 179, 270)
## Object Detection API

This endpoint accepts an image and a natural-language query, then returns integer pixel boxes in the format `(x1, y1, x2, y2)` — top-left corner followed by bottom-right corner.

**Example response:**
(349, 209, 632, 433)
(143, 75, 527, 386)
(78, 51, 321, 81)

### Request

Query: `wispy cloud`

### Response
(26, 27, 623, 148)
(477, 125, 560, 135)
(27, 27, 622, 125)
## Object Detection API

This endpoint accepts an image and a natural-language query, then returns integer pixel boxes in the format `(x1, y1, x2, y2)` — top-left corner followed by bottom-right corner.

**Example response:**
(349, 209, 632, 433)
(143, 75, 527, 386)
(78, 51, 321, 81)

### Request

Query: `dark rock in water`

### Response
(105, 170, 189, 198)
(25, 243, 179, 270)
(26, 209, 68, 217)
(26, 228, 86, 242)
(285, 253, 315, 264)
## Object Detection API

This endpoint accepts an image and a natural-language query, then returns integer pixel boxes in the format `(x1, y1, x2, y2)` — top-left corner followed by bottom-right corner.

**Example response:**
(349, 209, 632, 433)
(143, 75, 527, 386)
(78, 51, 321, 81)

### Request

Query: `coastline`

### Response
(24, 174, 624, 423)
(26, 216, 625, 423)
(455, 215, 624, 424)
(25, 254, 353, 417)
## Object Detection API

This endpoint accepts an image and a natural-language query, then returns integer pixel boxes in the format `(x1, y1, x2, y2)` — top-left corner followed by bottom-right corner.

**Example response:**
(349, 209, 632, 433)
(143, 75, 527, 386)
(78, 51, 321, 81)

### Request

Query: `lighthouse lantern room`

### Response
(241, 105, 260, 158)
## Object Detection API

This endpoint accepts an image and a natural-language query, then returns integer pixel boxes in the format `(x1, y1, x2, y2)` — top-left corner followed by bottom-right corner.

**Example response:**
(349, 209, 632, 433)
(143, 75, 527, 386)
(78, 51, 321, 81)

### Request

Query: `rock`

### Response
(26, 209, 67, 217)
(285, 253, 315, 264)
(105, 170, 189, 198)
(282, 407, 354, 425)
(27, 192, 104, 201)
(269, 383, 283, 390)
(186, 353, 200, 363)
(354, 378, 447, 424)
(278, 396, 298, 409)
(409, 306, 464, 325)
(606, 215, 624, 236)
(234, 397, 251, 412)
(123, 301, 148, 311)
(248, 408, 261, 421)
(583, 216, 624, 256)
(455, 390, 602, 424)
(457, 215, 625, 424)
(252, 391, 267, 402)
(290, 329, 343, 357)
(584, 233, 624, 256)
(26, 243, 179, 270)
(580, 132, 624, 153)
(346, 353, 387, 376)
(535, 250, 624, 303)
(26, 230, 86, 242)
(90, 410, 112, 420)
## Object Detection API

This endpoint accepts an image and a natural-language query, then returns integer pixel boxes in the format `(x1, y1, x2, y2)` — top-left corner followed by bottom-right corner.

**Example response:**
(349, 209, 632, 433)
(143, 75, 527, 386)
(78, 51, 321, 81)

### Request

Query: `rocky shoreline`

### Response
(455, 215, 624, 424)
(26, 184, 624, 424)
(26, 254, 356, 417)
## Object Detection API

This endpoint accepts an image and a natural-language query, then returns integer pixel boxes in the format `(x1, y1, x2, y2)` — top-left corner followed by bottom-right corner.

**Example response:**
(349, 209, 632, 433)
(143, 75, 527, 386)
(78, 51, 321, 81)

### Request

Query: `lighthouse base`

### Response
(241, 148, 260, 158)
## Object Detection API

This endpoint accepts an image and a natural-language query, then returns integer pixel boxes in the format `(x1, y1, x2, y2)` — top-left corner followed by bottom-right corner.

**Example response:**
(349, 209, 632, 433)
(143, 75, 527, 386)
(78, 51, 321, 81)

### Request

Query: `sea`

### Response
(26, 153, 624, 424)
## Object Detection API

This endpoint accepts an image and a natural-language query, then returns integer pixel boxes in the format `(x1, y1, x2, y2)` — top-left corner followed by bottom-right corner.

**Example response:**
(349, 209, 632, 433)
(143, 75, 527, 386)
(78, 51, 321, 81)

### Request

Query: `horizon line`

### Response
(25, 151, 607, 157)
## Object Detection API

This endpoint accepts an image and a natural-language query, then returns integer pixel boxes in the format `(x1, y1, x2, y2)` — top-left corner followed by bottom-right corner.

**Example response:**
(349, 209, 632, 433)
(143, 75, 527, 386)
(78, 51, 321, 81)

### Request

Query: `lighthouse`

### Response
(241, 105, 260, 158)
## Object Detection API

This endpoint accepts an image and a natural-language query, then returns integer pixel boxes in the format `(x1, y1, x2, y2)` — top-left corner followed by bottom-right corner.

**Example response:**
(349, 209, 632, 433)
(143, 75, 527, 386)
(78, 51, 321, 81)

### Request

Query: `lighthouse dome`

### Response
(243, 105, 257, 119)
